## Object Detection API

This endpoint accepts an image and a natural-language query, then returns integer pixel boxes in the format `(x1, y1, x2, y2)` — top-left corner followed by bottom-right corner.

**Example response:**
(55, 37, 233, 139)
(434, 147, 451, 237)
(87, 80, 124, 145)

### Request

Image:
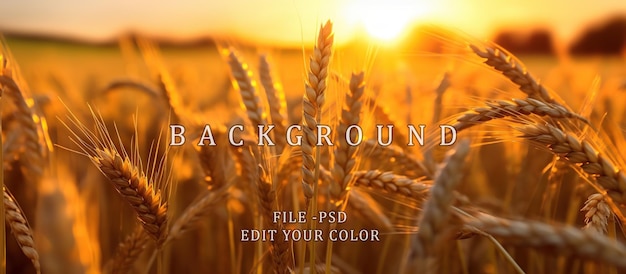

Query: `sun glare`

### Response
(344, 1, 432, 43)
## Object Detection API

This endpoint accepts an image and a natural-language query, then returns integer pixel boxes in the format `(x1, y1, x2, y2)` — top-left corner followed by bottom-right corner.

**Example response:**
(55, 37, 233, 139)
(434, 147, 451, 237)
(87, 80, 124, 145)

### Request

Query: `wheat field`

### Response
(2, 19, 626, 274)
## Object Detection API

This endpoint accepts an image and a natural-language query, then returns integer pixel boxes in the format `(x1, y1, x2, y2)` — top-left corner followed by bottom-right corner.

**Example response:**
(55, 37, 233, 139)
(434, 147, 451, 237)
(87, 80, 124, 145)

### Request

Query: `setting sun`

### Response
(343, 1, 433, 42)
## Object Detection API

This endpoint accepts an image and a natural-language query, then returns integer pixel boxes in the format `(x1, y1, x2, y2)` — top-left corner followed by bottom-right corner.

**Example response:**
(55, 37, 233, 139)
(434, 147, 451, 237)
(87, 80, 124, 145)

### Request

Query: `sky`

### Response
(1, 0, 625, 46)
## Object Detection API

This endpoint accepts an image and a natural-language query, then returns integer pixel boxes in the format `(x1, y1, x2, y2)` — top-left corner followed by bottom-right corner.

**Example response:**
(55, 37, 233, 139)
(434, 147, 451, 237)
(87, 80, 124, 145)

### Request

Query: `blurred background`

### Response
(1, 0, 626, 53)
(1, 0, 625, 108)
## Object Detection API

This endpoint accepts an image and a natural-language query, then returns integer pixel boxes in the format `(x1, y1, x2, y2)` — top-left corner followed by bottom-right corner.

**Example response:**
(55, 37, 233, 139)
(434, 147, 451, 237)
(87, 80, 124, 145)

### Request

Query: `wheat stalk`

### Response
(316, 166, 395, 232)
(0, 75, 45, 176)
(517, 123, 626, 205)
(93, 147, 169, 245)
(136, 38, 196, 127)
(3, 130, 20, 170)
(361, 139, 427, 178)
(469, 43, 591, 126)
(168, 189, 229, 241)
(581, 193, 611, 234)
(414, 139, 470, 257)
(453, 97, 589, 131)
(470, 44, 555, 104)
(300, 20, 334, 272)
(228, 50, 267, 132)
(425, 73, 452, 170)
(155, 72, 185, 119)
(256, 165, 277, 223)
(197, 127, 230, 189)
(4, 186, 40, 273)
(351, 170, 430, 199)
(301, 20, 334, 205)
(62, 109, 169, 246)
(259, 54, 288, 154)
(332, 71, 365, 206)
(277, 147, 303, 184)
(464, 212, 626, 269)
(369, 100, 409, 147)
(109, 226, 150, 274)
(257, 165, 294, 273)
(197, 145, 228, 188)
(228, 141, 269, 271)
(231, 139, 259, 188)
(432, 72, 451, 125)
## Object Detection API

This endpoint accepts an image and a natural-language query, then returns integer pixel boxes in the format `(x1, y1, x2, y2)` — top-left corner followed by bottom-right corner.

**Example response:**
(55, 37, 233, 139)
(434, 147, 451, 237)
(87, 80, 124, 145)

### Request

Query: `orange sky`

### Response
(1, 0, 625, 46)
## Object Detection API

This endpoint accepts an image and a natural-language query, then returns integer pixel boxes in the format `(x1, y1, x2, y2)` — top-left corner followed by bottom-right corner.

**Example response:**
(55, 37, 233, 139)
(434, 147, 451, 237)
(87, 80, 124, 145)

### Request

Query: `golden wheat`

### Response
(0, 75, 45, 176)
(259, 54, 288, 154)
(93, 147, 169, 245)
(413, 139, 470, 257)
(351, 170, 430, 199)
(3, 15, 626, 274)
(301, 20, 334, 205)
(454, 97, 587, 131)
(228, 50, 267, 131)
(4, 186, 40, 273)
(517, 123, 626, 204)
(331, 71, 365, 206)
(581, 193, 611, 234)
(465, 212, 626, 269)
(109, 226, 150, 274)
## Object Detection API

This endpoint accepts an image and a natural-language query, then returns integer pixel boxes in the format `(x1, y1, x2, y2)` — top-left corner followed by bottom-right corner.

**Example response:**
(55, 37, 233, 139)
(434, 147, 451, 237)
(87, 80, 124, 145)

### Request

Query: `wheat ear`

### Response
(197, 127, 229, 189)
(369, 101, 409, 147)
(454, 97, 589, 131)
(425, 73, 451, 169)
(351, 170, 430, 199)
(332, 71, 365, 206)
(135, 39, 192, 126)
(317, 167, 394, 231)
(99, 79, 160, 99)
(0, 75, 45, 175)
(197, 145, 228, 188)
(4, 186, 40, 273)
(3, 130, 20, 170)
(348, 189, 395, 232)
(168, 189, 229, 241)
(301, 20, 334, 205)
(228, 50, 267, 132)
(469, 44, 591, 126)
(581, 193, 611, 234)
(257, 165, 294, 273)
(109, 226, 150, 274)
(432, 72, 451, 125)
(362, 139, 427, 178)
(470, 44, 555, 104)
(277, 147, 303, 184)
(517, 124, 626, 204)
(414, 139, 470, 257)
(155, 72, 185, 119)
(93, 148, 168, 245)
(465, 212, 626, 269)
(231, 139, 259, 188)
(62, 107, 169, 245)
(259, 55, 288, 153)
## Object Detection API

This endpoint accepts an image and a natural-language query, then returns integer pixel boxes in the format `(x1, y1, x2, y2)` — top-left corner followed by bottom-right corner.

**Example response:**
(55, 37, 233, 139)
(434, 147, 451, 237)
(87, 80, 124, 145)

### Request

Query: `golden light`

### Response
(343, 1, 433, 42)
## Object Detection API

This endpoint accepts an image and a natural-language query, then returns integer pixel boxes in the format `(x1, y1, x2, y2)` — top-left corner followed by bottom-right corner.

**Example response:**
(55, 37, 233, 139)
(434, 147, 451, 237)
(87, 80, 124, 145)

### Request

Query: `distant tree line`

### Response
(493, 16, 626, 55)
(493, 30, 554, 54)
